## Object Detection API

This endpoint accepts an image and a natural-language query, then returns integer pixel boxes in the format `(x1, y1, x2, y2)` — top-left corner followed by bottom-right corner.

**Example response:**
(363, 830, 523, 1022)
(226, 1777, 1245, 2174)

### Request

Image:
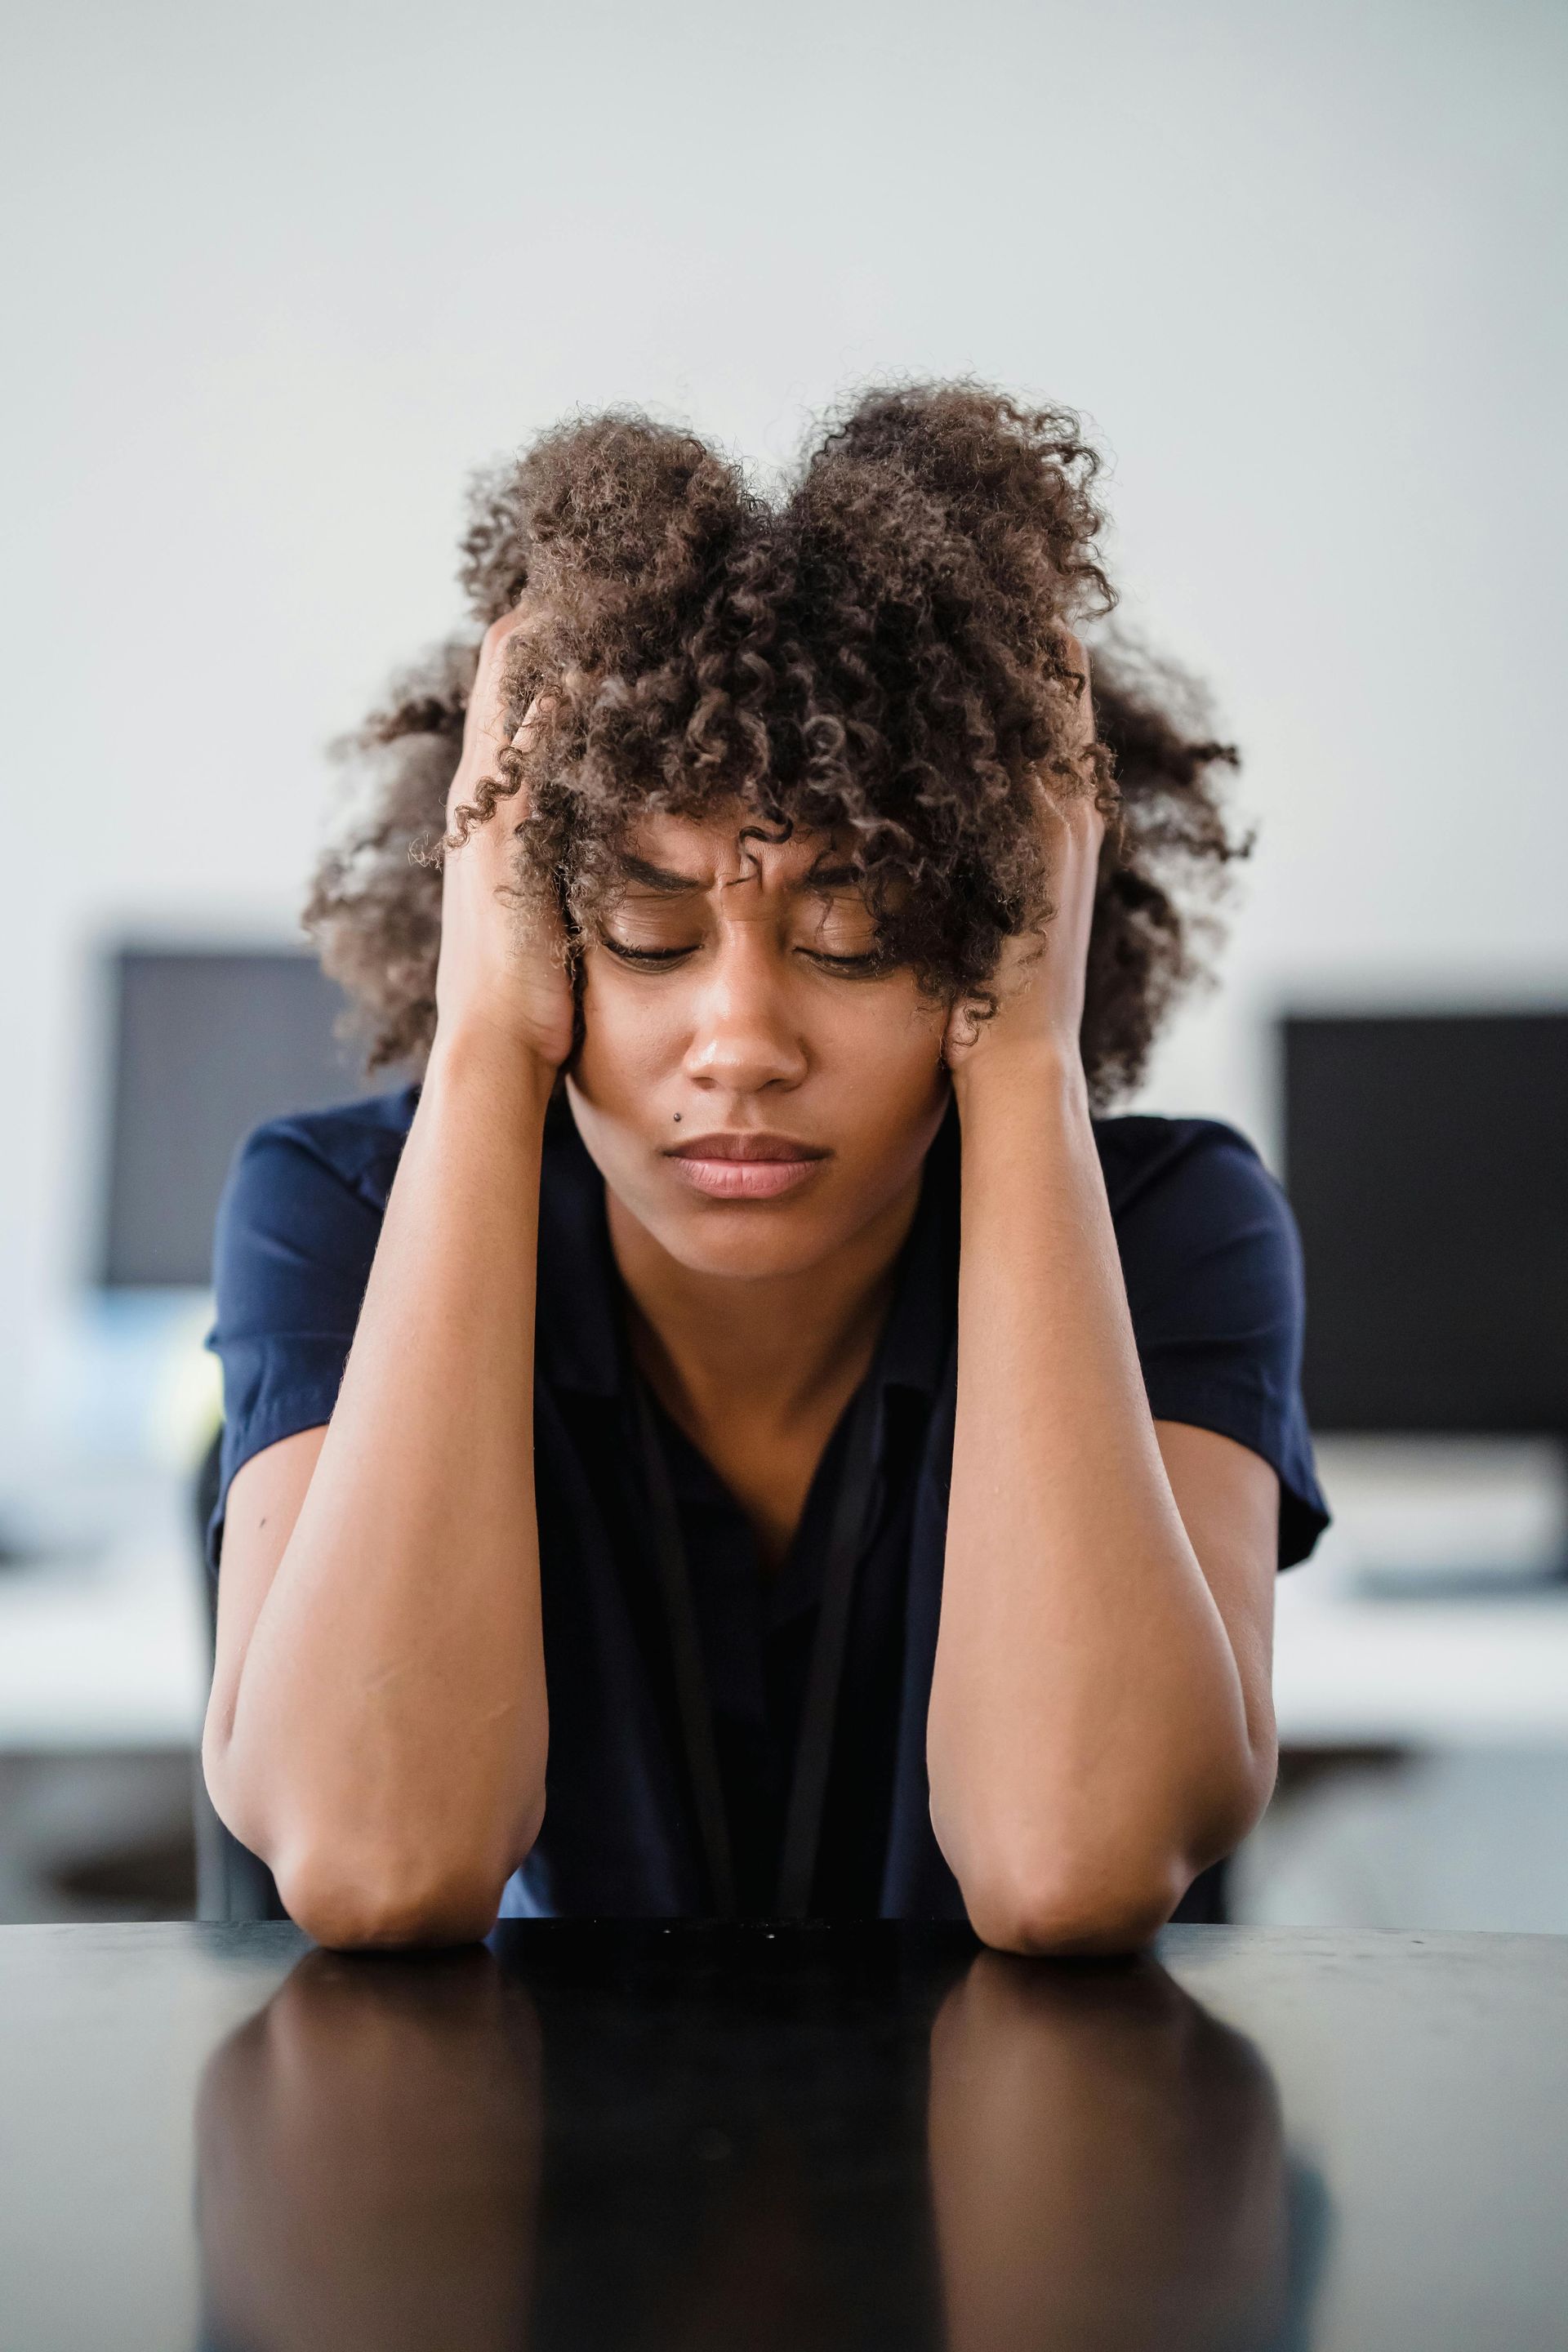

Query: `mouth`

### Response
(664, 1129, 831, 1201)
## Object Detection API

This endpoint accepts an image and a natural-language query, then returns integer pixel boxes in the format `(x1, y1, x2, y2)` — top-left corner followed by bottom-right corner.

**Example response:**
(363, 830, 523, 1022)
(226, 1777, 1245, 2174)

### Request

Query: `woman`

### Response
(200, 385, 1329, 1953)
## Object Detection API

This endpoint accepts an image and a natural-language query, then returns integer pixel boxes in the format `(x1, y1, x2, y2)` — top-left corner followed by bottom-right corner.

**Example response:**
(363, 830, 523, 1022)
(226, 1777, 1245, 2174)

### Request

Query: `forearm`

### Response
(207, 1027, 554, 1939)
(927, 1045, 1266, 1953)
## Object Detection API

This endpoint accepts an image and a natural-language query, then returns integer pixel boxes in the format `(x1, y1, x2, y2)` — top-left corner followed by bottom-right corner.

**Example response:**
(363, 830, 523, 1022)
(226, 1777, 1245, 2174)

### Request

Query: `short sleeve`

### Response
(200, 1113, 390, 1581)
(1109, 1118, 1331, 1570)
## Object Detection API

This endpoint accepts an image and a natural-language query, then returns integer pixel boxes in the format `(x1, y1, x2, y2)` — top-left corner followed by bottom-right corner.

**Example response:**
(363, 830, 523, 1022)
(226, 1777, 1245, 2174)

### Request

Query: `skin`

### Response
(203, 605, 1280, 1952)
(927, 1950, 1290, 2348)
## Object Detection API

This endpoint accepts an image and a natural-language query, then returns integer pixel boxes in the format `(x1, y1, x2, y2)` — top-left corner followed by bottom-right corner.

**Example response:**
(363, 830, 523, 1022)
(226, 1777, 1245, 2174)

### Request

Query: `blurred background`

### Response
(1, 0, 1564, 1928)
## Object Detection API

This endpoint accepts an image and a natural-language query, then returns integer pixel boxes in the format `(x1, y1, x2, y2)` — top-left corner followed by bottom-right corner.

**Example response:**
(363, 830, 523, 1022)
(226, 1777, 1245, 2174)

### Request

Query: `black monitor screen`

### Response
(100, 947, 399, 1288)
(1282, 1011, 1568, 1438)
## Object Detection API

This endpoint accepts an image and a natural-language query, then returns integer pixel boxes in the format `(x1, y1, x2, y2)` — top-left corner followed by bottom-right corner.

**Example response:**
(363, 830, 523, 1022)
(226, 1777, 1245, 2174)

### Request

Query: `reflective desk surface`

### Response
(2, 1920, 1564, 2351)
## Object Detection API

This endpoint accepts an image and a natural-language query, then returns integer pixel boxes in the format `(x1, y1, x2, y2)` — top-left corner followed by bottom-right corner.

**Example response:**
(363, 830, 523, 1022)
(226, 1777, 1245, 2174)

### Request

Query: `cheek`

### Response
(813, 987, 950, 1145)
(572, 964, 681, 1107)
(822, 985, 946, 1089)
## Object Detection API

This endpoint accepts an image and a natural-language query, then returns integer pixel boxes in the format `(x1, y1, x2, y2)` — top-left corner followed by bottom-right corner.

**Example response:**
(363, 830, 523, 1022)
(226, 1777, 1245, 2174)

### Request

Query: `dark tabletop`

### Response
(1, 1921, 1564, 2351)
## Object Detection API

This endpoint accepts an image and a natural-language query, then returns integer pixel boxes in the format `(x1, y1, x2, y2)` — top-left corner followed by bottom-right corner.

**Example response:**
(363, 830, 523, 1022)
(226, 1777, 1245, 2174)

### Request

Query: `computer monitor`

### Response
(100, 946, 402, 1288)
(1281, 1010, 1568, 1438)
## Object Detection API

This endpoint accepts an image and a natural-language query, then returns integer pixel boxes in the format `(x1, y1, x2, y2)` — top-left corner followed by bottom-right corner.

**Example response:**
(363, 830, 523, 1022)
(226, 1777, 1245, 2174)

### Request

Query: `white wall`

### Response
(2, 0, 1564, 1488)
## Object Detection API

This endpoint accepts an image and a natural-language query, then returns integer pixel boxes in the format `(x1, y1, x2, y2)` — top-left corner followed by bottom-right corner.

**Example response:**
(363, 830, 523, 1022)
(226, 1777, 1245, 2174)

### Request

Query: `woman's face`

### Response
(564, 806, 951, 1280)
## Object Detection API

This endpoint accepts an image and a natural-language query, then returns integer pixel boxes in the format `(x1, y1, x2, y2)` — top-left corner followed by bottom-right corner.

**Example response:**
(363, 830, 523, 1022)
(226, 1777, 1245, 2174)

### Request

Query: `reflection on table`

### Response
(194, 1925, 1318, 2351)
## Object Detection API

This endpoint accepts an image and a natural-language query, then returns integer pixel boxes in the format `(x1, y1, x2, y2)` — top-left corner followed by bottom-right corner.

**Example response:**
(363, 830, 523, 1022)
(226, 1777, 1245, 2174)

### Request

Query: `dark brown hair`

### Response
(305, 382, 1250, 1110)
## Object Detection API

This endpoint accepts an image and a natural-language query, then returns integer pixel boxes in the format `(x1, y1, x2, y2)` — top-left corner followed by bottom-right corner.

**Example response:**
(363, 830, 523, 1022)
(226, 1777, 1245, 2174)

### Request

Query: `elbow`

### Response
(273, 1839, 521, 1951)
(206, 1761, 546, 1951)
(274, 1788, 547, 1949)
(202, 1724, 546, 1951)
(959, 1846, 1191, 1959)
(938, 1731, 1275, 1961)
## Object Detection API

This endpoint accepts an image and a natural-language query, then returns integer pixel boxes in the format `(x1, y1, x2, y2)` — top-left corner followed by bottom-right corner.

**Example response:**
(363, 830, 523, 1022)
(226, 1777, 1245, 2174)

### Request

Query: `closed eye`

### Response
(599, 938, 697, 966)
(597, 937, 889, 974)
(799, 947, 888, 975)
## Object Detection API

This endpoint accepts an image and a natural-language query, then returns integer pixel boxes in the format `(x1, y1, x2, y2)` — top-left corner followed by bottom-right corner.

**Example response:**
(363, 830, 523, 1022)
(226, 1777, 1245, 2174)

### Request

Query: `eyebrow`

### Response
(613, 853, 865, 895)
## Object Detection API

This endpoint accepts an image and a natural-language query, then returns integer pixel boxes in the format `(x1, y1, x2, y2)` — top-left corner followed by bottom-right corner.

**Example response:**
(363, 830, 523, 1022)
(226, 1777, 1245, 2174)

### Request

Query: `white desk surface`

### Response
(1272, 1561, 1568, 1745)
(0, 1473, 208, 1750)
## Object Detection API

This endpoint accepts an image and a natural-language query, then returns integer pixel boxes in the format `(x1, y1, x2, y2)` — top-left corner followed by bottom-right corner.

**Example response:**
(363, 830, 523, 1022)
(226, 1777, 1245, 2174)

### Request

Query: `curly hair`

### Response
(304, 382, 1251, 1111)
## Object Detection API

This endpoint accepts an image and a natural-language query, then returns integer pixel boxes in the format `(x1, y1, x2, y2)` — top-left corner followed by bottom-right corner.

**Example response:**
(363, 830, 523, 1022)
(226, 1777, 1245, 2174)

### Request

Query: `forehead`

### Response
(618, 805, 858, 892)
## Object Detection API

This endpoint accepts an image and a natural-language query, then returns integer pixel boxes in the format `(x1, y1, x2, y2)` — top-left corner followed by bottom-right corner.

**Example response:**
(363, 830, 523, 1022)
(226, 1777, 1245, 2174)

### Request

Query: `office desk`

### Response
(1, 1920, 1563, 2350)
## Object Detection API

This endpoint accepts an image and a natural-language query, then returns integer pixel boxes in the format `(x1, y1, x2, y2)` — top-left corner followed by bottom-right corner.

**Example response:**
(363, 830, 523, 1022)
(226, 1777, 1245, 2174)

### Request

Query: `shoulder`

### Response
(1093, 1111, 1284, 1218)
(1092, 1111, 1303, 1311)
(1090, 1114, 1329, 1566)
(210, 1083, 421, 1320)
(221, 1082, 421, 1222)
(203, 1085, 418, 1574)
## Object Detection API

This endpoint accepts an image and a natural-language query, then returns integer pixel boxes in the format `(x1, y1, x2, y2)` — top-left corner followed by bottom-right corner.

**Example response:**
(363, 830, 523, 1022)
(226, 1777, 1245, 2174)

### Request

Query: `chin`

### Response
(644, 1190, 851, 1281)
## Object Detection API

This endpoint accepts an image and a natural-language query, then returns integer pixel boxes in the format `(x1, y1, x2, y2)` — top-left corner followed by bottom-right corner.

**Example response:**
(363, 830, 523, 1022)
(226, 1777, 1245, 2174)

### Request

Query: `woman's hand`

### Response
(942, 630, 1105, 1079)
(434, 608, 576, 1071)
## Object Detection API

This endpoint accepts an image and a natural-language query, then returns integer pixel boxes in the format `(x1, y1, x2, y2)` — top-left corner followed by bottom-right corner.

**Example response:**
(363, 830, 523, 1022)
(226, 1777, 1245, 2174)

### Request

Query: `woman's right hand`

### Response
(433, 606, 577, 1071)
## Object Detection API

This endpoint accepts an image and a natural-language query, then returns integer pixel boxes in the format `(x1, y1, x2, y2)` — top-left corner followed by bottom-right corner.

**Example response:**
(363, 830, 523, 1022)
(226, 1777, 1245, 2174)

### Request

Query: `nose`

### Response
(683, 924, 808, 1096)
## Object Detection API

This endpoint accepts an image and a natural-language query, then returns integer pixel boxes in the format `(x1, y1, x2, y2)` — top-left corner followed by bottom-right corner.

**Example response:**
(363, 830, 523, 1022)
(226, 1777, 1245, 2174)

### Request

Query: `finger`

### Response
(510, 687, 557, 749)
(1051, 626, 1095, 748)
(466, 612, 541, 764)
(481, 599, 536, 653)
(474, 605, 537, 708)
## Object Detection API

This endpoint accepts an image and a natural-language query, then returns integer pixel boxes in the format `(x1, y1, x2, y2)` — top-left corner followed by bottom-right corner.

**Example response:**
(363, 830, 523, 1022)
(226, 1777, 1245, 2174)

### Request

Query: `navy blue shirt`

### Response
(203, 1086, 1330, 1924)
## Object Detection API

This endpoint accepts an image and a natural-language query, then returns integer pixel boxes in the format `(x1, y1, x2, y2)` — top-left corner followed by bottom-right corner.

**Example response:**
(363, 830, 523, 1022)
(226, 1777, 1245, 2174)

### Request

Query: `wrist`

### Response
(425, 1021, 560, 1122)
(949, 1034, 1090, 1125)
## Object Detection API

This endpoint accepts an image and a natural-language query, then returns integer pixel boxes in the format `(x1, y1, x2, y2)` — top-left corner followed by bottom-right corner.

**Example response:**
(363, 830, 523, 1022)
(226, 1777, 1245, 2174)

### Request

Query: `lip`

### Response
(664, 1130, 831, 1201)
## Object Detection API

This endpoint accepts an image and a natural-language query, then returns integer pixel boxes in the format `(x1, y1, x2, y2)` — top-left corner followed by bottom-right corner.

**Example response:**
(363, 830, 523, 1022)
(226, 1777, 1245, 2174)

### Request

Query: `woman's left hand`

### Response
(941, 630, 1104, 1077)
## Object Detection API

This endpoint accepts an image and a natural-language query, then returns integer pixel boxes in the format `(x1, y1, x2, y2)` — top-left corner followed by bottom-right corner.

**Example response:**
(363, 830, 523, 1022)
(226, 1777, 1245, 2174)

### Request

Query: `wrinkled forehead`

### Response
(615, 805, 861, 896)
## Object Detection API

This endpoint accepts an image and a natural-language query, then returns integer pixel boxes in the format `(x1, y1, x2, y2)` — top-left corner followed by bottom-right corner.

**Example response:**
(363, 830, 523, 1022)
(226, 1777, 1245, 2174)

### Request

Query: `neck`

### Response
(606, 1178, 922, 1448)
